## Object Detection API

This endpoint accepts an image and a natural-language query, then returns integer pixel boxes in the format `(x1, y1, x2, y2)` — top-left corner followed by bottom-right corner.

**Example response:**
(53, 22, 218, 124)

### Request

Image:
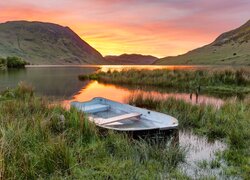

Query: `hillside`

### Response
(0, 21, 106, 65)
(155, 19, 250, 65)
(105, 54, 158, 65)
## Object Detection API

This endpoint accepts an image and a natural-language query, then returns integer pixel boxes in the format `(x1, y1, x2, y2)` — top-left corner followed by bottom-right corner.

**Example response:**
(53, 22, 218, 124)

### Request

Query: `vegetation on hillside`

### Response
(127, 93, 250, 178)
(154, 19, 250, 65)
(0, 83, 187, 179)
(0, 57, 29, 70)
(79, 68, 250, 94)
(0, 21, 106, 65)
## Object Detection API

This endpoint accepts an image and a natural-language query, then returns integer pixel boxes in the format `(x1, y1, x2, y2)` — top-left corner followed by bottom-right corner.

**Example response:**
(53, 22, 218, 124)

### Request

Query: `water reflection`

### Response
(98, 65, 204, 72)
(26, 64, 218, 73)
(0, 67, 97, 97)
(72, 81, 130, 102)
(1, 66, 226, 108)
(179, 131, 227, 178)
(67, 81, 224, 108)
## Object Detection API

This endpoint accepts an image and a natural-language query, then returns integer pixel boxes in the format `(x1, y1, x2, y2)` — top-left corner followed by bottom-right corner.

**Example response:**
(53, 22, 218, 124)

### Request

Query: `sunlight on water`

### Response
(63, 80, 224, 109)
(72, 81, 131, 102)
(26, 64, 211, 72)
(98, 65, 202, 72)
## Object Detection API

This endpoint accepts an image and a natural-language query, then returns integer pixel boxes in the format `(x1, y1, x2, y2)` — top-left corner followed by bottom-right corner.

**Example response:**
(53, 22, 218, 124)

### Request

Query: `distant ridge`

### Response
(0, 21, 107, 65)
(105, 54, 158, 65)
(154, 19, 250, 65)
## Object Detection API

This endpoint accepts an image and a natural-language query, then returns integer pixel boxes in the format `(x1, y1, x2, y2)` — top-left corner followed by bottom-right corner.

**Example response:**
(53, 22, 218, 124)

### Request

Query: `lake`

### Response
(0, 65, 231, 106)
(0, 65, 232, 178)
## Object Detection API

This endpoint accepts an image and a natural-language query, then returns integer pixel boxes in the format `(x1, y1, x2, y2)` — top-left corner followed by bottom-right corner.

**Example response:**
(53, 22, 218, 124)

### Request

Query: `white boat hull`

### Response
(71, 97, 178, 134)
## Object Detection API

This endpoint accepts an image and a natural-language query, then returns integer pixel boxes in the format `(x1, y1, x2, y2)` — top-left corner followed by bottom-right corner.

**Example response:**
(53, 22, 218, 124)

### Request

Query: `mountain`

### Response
(0, 21, 106, 65)
(105, 54, 158, 65)
(154, 19, 250, 65)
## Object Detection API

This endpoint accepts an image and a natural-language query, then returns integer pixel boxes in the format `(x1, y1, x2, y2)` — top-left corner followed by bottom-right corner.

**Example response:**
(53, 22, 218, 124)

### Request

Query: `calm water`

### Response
(0, 67, 98, 97)
(0, 65, 229, 104)
(0, 65, 229, 177)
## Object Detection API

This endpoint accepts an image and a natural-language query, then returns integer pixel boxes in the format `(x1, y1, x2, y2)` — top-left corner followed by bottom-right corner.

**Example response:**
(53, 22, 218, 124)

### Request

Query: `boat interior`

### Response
(83, 103, 164, 131)
(71, 97, 178, 131)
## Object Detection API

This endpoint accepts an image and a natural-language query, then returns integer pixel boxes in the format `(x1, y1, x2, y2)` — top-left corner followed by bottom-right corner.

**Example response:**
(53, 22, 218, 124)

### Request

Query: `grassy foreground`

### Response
(127, 93, 250, 178)
(0, 83, 186, 179)
(79, 68, 250, 94)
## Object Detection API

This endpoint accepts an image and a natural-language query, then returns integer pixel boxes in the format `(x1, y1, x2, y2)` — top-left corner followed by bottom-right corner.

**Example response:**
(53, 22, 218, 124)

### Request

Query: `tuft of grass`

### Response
(126, 93, 250, 178)
(197, 160, 209, 169)
(0, 81, 34, 101)
(210, 159, 221, 169)
(78, 73, 100, 81)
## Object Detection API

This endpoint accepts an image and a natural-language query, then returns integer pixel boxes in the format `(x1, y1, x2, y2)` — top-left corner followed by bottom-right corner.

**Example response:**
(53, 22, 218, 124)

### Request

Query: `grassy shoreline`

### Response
(1, 82, 249, 178)
(126, 93, 250, 178)
(79, 68, 250, 94)
(0, 84, 187, 179)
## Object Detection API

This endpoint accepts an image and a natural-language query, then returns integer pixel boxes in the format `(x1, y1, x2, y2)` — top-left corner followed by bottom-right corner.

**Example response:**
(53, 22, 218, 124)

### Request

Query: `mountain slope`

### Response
(105, 54, 158, 65)
(155, 19, 250, 65)
(0, 21, 106, 65)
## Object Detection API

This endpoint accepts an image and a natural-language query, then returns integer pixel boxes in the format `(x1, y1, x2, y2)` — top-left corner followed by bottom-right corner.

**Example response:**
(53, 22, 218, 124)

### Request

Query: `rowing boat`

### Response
(71, 97, 178, 136)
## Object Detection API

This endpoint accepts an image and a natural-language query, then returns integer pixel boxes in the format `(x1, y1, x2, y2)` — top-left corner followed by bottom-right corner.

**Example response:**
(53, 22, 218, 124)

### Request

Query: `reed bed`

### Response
(79, 68, 250, 94)
(126, 92, 250, 178)
(0, 83, 187, 179)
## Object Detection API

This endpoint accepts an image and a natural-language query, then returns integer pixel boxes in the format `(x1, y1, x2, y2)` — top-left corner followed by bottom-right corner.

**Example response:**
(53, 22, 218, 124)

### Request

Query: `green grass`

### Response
(126, 93, 250, 178)
(0, 83, 187, 179)
(79, 68, 250, 94)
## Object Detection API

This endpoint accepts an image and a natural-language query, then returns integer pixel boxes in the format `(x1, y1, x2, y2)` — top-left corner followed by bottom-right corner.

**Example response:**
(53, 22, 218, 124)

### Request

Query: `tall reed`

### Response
(79, 68, 250, 94)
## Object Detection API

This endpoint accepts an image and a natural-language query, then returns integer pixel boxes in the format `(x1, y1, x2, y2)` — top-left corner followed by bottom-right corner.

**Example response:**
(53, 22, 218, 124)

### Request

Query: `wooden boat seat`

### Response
(82, 104, 110, 113)
(98, 113, 141, 125)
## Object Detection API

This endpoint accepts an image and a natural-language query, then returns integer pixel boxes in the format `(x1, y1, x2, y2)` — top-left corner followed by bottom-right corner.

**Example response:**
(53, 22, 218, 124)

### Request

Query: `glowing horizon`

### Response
(0, 0, 250, 57)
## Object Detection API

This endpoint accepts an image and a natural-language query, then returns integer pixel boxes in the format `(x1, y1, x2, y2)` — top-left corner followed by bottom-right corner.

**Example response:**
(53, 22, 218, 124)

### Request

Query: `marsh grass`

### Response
(127, 93, 250, 178)
(0, 81, 34, 101)
(79, 68, 250, 94)
(0, 84, 187, 179)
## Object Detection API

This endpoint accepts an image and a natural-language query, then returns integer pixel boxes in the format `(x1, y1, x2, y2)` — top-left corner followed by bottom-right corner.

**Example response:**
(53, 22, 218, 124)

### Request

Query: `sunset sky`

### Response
(0, 0, 250, 57)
